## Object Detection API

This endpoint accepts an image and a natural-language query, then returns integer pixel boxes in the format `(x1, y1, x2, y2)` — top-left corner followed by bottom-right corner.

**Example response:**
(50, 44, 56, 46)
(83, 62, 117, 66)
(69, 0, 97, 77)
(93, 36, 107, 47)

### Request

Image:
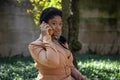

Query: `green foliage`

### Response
(0, 54, 120, 80)
(17, 0, 22, 3)
(29, 0, 62, 25)
(76, 54, 120, 80)
(0, 56, 37, 80)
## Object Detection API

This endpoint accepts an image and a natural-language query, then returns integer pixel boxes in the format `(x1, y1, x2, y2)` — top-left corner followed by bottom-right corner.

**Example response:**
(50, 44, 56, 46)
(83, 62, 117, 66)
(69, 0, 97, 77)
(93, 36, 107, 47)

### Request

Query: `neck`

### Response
(52, 35, 60, 40)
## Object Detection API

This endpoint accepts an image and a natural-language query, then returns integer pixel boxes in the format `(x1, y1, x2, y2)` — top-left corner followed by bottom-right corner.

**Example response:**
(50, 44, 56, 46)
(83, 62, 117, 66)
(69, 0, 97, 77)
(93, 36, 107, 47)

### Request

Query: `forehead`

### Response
(49, 16, 62, 22)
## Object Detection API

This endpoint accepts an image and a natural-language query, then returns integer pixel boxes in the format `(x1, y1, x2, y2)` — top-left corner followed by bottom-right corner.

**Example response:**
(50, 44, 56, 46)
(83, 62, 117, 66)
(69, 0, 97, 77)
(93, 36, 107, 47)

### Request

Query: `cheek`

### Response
(51, 26, 56, 30)
(59, 26, 62, 30)
(57, 26, 62, 31)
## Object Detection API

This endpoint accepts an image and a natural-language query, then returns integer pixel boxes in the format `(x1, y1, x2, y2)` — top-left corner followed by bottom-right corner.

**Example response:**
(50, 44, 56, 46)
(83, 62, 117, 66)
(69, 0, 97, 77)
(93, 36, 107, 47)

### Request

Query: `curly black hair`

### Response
(39, 7, 62, 24)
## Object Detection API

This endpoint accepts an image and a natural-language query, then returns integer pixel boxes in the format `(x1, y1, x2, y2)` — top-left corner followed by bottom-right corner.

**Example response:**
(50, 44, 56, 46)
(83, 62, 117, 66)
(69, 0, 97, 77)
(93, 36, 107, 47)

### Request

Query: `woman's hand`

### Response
(40, 22, 53, 36)
(71, 66, 89, 80)
(78, 75, 89, 80)
(40, 22, 54, 42)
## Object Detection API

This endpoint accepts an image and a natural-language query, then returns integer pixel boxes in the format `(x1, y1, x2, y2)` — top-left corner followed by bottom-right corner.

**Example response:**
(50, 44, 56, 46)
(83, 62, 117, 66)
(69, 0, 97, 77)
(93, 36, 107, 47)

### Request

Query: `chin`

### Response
(53, 34, 61, 39)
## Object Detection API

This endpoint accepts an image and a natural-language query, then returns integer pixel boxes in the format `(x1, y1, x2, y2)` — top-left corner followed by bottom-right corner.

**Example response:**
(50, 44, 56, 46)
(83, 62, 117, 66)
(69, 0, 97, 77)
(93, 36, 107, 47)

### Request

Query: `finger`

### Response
(45, 24, 50, 28)
(40, 22, 47, 29)
(41, 24, 48, 30)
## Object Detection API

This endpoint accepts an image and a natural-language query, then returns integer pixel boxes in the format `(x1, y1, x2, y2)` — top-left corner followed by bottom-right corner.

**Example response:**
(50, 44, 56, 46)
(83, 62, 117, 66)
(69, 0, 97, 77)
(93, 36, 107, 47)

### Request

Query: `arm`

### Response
(29, 22, 60, 68)
(28, 35, 59, 68)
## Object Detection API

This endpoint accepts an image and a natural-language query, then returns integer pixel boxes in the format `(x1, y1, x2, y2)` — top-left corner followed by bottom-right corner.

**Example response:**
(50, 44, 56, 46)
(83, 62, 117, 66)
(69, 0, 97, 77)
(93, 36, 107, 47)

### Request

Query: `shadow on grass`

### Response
(75, 54, 120, 62)
(0, 55, 34, 63)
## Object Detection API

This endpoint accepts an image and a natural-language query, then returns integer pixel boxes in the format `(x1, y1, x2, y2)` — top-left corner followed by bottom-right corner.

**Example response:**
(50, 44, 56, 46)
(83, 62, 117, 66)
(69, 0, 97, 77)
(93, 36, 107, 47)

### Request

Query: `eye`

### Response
(59, 23, 62, 26)
(52, 22, 56, 25)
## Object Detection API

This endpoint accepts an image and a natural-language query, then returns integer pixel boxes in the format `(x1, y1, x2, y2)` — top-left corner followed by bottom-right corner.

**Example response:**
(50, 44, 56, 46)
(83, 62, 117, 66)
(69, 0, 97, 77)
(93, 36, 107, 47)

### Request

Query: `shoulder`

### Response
(28, 39, 43, 48)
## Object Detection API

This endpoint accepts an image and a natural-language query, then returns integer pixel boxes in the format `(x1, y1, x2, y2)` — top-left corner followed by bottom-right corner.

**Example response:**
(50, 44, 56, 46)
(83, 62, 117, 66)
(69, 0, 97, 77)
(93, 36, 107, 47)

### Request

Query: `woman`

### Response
(28, 7, 88, 80)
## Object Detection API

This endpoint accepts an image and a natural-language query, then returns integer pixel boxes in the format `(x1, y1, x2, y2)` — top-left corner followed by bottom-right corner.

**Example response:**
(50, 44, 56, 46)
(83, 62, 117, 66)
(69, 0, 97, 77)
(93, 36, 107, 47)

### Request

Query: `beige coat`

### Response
(28, 35, 75, 80)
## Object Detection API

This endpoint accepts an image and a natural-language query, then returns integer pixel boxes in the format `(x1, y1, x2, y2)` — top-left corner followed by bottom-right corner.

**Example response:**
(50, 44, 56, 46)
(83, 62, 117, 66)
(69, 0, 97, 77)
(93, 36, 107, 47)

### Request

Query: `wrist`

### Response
(41, 34, 52, 43)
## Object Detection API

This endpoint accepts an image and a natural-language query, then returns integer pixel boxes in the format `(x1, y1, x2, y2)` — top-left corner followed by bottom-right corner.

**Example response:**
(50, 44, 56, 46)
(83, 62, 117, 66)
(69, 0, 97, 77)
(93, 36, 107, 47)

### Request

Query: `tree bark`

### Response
(68, 0, 82, 69)
(62, 0, 71, 39)
(62, 0, 82, 69)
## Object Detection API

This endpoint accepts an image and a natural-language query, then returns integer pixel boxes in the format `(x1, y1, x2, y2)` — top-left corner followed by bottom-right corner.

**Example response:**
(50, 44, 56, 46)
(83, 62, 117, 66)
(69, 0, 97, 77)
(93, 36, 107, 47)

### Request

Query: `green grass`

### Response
(0, 54, 120, 80)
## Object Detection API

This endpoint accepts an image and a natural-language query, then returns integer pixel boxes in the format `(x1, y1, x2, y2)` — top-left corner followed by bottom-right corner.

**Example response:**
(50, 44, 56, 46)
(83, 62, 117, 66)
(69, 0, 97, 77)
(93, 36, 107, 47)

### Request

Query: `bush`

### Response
(0, 54, 120, 80)
(76, 54, 120, 80)
(0, 56, 37, 80)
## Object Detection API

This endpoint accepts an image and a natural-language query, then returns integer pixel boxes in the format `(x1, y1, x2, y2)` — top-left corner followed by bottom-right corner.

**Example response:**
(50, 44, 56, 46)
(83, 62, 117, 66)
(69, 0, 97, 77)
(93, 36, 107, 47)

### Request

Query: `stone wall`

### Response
(78, 0, 120, 54)
(0, 0, 40, 57)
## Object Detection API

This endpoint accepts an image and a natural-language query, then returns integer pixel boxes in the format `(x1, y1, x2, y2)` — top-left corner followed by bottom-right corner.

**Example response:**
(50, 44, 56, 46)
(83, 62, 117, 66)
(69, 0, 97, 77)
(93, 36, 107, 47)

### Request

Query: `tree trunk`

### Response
(62, 0, 82, 69)
(62, 0, 71, 39)
(69, 0, 82, 69)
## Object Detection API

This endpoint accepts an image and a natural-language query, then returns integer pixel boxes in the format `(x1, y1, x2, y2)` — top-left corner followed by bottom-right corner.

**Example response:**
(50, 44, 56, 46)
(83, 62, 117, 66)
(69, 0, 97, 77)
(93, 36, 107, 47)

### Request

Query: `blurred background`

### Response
(0, 0, 120, 80)
(0, 0, 120, 57)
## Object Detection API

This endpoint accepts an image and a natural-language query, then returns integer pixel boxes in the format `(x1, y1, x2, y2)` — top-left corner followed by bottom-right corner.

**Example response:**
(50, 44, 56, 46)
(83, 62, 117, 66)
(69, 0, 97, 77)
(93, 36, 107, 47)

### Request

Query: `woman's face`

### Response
(48, 15, 62, 37)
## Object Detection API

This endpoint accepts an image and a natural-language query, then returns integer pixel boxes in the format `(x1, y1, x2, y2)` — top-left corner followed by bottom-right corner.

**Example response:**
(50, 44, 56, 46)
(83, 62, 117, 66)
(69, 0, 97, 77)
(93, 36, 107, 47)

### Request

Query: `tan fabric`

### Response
(28, 35, 75, 80)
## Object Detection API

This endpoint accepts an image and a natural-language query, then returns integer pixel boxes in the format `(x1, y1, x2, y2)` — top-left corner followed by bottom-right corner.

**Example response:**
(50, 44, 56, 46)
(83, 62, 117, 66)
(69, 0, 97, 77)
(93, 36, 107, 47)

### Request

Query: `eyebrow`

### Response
(51, 20, 62, 23)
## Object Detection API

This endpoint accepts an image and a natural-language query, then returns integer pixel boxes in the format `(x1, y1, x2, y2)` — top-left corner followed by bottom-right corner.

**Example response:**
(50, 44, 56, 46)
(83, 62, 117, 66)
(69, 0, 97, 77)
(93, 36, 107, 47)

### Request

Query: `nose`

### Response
(57, 25, 62, 30)
(56, 25, 62, 31)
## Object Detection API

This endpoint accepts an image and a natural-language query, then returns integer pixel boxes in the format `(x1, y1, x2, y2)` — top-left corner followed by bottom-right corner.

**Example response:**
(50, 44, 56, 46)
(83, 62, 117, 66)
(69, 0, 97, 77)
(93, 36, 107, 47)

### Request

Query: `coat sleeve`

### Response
(28, 39, 60, 68)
